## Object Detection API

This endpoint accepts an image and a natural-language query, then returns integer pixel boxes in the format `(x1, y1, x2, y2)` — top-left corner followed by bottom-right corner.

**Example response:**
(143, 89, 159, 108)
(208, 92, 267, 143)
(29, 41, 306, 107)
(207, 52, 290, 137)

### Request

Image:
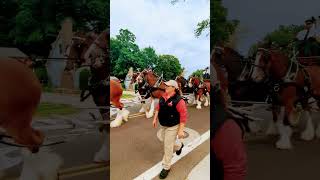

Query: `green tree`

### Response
(139, 47, 159, 69)
(211, 0, 239, 47)
(110, 29, 159, 79)
(263, 24, 304, 47)
(249, 24, 304, 55)
(1, 0, 108, 56)
(110, 29, 141, 79)
(190, 69, 204, 78)
(154, 55, 183, 80)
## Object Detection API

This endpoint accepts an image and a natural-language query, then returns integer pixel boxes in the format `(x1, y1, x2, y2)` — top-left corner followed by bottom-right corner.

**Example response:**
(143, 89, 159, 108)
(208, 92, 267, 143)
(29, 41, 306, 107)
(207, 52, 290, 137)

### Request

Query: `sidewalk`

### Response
(186, 153, 210, 180)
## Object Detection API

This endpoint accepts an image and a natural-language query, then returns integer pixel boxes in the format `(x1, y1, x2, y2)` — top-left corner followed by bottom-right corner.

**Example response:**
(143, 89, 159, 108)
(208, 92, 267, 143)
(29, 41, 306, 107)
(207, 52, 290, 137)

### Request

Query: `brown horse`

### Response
(66, 31, 111, 124)
(211, 45, 270, 102)
(135, 69, 168, 118)
(251, 47, 320, 149)
(110, 78, 129, 128)
(0, 58, 43, 153)
(175, 75, 193, 94)
(188, 76, 210, 109)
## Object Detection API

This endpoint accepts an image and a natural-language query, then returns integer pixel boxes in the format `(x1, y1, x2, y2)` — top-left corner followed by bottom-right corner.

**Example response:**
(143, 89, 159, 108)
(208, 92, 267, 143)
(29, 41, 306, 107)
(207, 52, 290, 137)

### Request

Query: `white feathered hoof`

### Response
(300, 112, 315, 141)
(300, 124, 315, 141)
(122, 109, 130, 122)
(192, 98, 197, 105)
(301, 130, 315, 141)
(276, 138, 293, 150)
(110, 111, 123, 128)
(139, 106, 146, 113)
(196, 100, 202, 109)
(276, 126, 293, 150)
(204, 98, 209, 107)
(146, 110, 154, 118)
(93, 141, 108, 163)
(19, 148, 63, 180)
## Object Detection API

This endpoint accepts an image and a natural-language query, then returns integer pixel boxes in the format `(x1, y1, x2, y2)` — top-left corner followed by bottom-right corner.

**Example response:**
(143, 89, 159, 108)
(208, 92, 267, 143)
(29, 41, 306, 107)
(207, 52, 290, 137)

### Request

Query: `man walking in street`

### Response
(152, 80, 188, 179)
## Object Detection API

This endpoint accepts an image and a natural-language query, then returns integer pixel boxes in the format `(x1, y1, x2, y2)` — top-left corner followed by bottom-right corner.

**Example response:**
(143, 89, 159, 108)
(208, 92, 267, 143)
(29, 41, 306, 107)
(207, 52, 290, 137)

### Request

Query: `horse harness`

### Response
(138, 72, 166, 99)
(255, 48, 313, 105)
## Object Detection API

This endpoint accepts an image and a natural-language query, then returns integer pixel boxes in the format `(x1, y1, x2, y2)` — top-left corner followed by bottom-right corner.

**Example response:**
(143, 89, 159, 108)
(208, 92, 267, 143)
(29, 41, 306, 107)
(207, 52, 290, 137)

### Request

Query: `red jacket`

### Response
(212, 119, 247, 180)
(156, 92, 188, 123)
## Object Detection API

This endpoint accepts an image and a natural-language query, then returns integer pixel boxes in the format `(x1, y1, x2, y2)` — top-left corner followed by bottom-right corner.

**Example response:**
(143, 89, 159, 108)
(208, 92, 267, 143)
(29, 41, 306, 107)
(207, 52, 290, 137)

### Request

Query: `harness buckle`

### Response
(274, 84, 280, 92)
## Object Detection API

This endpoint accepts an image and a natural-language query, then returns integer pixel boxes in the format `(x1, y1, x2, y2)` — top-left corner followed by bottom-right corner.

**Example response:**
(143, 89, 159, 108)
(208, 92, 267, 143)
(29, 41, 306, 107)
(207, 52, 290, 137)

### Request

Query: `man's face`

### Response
(165, 85, 175, 93)
(306, 22, 313, 29)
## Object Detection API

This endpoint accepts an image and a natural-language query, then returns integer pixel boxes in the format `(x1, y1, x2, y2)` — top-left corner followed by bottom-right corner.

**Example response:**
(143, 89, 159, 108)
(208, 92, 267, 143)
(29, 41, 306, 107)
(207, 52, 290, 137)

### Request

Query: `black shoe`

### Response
(176, 143, 184, 155)
(159, 169, 170, 179)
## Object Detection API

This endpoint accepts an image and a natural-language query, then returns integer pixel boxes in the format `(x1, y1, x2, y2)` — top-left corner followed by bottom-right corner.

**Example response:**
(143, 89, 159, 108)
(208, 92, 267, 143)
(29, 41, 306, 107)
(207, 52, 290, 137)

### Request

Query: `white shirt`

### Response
(296, 25, 318, 40)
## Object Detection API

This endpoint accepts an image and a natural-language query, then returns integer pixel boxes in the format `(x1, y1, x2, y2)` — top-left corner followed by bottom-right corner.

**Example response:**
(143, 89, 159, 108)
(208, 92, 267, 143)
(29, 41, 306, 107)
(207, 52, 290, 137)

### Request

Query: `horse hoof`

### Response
(196, 106, 202, 109)
(204, 102, 209, 107)
(139, 107, 146, 113)
(110, 116, 123, 128)
(276, 140, 292, 150)
(300, 130, 315, 141)
(146, 112, 154, 118)
(122, 109, 130, 122)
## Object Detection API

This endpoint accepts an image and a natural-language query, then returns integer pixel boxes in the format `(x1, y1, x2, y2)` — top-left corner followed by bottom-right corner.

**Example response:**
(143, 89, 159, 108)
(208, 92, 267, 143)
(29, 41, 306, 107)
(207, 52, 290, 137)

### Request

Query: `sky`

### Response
(223, 0, 320, 56)
(110, 0, 209, 77)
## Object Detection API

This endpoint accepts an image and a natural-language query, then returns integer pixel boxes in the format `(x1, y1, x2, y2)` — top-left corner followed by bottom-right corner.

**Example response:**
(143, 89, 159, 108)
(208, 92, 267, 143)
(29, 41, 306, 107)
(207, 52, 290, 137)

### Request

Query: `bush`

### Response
(79, 69, 91, 90)
(34, 67, 48, 85)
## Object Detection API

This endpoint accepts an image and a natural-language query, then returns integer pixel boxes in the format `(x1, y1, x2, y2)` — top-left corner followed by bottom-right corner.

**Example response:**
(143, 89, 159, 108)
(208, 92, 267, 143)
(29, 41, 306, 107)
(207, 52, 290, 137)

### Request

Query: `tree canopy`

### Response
(190, 69, 205, 78)
(0, 0, 108, 56)
(110, 29, 183, 80)
(248, 24, 304, 56)
(210, 0, 239, 47)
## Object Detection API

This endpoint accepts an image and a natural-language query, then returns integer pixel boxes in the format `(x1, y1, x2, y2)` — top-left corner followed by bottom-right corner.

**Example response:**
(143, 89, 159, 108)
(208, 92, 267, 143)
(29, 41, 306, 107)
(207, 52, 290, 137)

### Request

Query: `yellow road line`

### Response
(111, 112, 146, 121)
(7, 163, 109, 180)
(58, 163, 109, 179)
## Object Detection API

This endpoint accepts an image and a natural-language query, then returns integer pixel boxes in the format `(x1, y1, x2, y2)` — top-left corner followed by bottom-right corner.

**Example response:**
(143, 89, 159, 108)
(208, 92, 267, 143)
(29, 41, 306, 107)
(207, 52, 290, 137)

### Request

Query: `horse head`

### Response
(188, 76, 201, 88)
(251, 47, 274, 82)
(84, 31, 108, 69)
(130, 72, 140, 84)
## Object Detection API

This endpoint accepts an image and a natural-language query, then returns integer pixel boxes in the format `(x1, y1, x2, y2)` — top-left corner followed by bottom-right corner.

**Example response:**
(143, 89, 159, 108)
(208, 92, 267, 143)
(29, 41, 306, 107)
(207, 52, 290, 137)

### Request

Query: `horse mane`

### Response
(224, 47, 244, 59)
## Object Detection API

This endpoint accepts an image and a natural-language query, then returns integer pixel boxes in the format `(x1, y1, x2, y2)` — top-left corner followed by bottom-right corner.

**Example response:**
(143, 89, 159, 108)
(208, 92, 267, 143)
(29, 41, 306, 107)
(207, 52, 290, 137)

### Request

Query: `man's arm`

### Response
(213, 120, 247, 180)
(176, 99, 188, 137)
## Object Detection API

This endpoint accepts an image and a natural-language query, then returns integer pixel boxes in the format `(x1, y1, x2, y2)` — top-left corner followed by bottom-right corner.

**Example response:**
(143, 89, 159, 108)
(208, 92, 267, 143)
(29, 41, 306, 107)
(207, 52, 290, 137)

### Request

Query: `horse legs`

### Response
(146, 98, 155, 118)
(110, 108, 124, 128)
(300, 110, 315, 141)
(266, 104, 279, 135)
(275, 106, 293, 149)
(192, 93, 197, 105)
(204, 93, 209, 107)
(94, 131, 109, 163)
(196, 94, 202, 109)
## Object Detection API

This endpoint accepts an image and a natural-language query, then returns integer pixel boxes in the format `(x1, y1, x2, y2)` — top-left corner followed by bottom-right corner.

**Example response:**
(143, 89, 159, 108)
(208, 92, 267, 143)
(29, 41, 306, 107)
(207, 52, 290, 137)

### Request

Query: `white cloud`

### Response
(111, 0, 209, 77)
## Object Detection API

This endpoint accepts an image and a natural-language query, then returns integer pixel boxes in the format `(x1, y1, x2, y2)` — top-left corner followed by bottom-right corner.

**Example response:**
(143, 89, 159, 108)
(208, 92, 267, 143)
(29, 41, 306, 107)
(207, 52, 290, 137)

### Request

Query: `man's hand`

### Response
(153, 119, 157, 128)
(177, 129, 185, 139)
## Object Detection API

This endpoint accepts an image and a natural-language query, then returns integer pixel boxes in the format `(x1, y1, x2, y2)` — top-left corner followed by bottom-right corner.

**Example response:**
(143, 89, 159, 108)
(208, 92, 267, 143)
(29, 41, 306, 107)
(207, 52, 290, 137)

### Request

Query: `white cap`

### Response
(164, 80, 179, 89)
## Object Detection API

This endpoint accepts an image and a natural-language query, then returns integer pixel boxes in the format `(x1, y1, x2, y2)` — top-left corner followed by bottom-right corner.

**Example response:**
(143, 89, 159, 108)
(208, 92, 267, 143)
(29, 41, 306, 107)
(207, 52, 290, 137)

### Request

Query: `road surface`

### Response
(110, 104, 210, 180)
(244, 104, 320, 180)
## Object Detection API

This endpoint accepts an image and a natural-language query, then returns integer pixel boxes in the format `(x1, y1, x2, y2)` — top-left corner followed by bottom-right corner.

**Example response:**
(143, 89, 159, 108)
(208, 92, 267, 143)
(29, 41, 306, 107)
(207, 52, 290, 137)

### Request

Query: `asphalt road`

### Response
(1, 93, 109, 180)
(244, 105, 320, 180)
(110, 104, 210, 180)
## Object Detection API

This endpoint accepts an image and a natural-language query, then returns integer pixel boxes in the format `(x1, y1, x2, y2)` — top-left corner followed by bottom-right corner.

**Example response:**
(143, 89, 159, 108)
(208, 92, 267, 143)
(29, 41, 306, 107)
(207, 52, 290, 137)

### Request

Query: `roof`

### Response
(0, 47, 28, 58)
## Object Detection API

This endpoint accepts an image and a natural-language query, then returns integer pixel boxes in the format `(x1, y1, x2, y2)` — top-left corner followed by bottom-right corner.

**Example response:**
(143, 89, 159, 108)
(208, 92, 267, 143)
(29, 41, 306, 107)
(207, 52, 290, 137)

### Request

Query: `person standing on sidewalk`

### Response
(152, 80, 188, 179)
